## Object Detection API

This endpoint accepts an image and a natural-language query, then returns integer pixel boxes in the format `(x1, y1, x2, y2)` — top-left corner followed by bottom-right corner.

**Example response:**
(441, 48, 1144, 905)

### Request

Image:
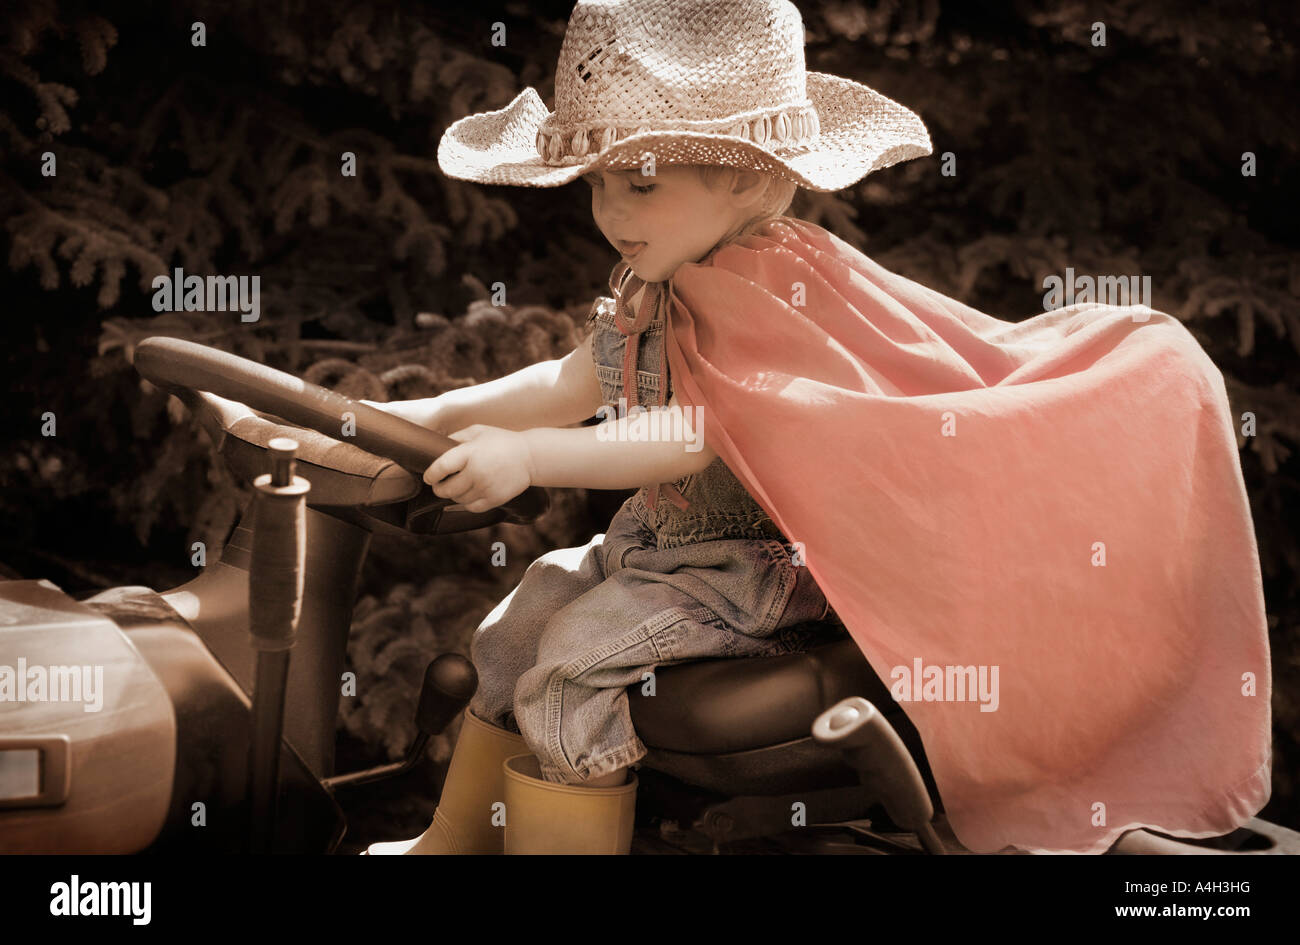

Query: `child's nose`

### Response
(599, 187, 632, 222)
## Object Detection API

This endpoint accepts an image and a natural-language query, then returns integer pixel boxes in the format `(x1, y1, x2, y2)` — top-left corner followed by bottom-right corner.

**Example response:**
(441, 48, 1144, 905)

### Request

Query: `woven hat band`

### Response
(534, 102, 821, 165)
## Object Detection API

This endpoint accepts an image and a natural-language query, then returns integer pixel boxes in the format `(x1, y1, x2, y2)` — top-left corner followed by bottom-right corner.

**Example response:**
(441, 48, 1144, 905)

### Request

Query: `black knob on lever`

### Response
(416, 654, 478, 737)
(812, 696, 945, 854)
(322, 654, 478, 793)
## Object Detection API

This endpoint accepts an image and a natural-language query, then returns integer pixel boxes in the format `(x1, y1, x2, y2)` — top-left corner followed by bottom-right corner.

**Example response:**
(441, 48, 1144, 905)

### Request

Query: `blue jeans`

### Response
(467, 497, 836, 784)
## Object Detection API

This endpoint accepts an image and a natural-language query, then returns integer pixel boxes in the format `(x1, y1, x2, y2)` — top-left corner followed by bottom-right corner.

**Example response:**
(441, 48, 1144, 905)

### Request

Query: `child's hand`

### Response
(423, 424, 533, 513)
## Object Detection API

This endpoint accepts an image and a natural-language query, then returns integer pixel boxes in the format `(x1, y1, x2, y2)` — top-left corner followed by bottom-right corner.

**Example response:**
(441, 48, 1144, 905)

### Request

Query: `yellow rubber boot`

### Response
(366, 709, 526, 855)
(502, 754, 638, 854)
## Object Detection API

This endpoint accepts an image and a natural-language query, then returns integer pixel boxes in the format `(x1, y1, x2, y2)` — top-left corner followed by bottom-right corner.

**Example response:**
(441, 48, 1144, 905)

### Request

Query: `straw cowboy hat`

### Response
(437, 0, 932, 192)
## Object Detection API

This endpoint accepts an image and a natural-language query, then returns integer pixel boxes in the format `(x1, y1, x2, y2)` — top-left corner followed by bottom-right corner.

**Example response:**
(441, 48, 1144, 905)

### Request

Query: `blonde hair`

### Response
(695, 164, 798, 245)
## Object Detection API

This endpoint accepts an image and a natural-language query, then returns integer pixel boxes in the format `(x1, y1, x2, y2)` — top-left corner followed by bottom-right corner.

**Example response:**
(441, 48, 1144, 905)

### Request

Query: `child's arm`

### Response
(367, 333, 606, 432)
(522, 392, 717, 489)
(421, 392, 718, 512)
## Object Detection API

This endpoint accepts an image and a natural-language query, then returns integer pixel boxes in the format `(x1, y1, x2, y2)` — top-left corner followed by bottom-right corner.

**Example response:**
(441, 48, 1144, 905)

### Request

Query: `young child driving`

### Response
(368, 162, 840, 855)
(362, 0, 927, 854)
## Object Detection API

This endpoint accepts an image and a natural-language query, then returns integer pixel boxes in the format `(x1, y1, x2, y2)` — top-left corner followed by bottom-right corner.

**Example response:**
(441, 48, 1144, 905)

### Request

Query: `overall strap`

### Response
(608, 262, 689, 513)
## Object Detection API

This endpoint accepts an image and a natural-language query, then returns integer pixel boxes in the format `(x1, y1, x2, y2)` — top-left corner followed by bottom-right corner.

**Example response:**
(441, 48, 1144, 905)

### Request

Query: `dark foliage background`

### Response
(2, 0, 1297, 845)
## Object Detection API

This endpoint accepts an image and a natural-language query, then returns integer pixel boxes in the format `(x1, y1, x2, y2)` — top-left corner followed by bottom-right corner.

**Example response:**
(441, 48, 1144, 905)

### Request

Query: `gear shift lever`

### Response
(323, 654, 477, 792)
(247, 438, 311, 853)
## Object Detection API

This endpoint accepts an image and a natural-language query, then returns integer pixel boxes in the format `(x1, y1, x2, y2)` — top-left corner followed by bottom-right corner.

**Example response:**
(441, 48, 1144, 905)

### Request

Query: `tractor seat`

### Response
(626, 628, 939, 801)
(628, 631, 901, 753)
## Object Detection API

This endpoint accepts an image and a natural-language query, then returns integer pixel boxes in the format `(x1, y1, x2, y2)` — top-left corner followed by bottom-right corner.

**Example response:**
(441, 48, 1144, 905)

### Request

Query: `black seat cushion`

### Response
(629, 633, 905, 755)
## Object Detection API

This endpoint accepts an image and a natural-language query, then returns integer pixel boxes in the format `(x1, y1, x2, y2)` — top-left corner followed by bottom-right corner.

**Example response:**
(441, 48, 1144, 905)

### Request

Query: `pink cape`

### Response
(662, 216, 1272, 854)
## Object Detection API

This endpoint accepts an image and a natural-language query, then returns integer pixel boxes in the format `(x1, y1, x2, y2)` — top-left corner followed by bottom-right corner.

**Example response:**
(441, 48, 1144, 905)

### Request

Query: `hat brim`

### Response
(436, 73, 932, 192)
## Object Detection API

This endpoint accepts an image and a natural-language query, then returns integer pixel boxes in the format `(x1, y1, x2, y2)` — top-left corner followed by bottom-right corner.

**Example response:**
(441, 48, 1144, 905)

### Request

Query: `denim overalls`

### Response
(466, 276, 841, 785)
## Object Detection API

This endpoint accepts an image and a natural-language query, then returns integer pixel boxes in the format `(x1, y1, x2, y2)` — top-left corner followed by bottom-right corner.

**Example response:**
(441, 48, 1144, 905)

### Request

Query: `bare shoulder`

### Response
(603, 283, 645, 319)
(592, 281, 655, 326)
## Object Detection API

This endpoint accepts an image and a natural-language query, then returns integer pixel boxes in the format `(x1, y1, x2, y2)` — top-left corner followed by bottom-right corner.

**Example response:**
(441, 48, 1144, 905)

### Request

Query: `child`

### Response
(368, 0, 1272, 855)
(368, 161, 843, 855)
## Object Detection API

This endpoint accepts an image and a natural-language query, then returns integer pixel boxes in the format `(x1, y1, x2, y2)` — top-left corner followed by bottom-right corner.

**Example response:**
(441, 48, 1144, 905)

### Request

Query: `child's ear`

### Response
(729, 168, 766, 208)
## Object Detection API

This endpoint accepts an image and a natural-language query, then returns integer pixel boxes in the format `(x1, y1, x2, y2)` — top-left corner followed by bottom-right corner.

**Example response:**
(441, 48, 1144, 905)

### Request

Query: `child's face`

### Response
(585, 166, 754, 283)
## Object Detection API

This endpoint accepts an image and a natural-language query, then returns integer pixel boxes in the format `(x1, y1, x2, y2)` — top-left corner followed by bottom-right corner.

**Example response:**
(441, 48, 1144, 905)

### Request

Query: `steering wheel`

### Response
(131, 336, 549, 533)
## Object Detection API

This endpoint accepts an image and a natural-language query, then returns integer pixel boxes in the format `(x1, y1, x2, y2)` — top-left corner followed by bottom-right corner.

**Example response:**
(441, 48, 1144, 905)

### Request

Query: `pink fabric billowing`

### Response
(662, 216, 1272, 854)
